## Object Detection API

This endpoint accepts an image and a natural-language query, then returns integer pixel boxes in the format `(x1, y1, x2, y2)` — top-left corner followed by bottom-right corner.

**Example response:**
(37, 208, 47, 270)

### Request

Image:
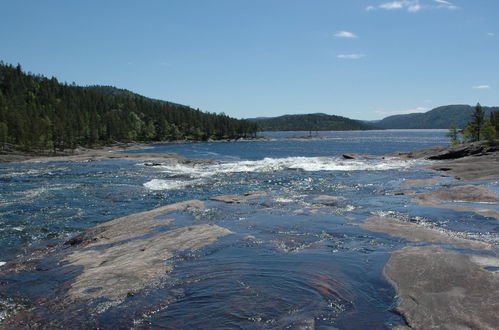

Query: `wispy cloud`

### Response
(334, 31, 358, 38)
(366, 0, 458, 13)
(433, 0, 459, 9)
(473, 85, 491, 89)
(337, 54, 366, 59)
(375, 106, 430, 116)
(487, 32, 495, 37)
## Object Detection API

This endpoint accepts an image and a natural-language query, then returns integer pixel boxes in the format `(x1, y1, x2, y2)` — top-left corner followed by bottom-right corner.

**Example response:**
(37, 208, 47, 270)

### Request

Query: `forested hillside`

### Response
(248, 113, 376, 131)
(376, 105, 499, 129)
(0, 62, 257, 151)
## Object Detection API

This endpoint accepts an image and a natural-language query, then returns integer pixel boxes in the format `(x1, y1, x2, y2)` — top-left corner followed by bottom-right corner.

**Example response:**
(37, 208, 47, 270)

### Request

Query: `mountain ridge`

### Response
(247, 113, 376, 131)
(376, 105, 499, 129)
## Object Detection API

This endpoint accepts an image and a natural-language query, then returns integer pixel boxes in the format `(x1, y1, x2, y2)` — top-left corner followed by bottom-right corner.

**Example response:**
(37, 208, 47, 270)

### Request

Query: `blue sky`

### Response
(1, 0, 497, 120)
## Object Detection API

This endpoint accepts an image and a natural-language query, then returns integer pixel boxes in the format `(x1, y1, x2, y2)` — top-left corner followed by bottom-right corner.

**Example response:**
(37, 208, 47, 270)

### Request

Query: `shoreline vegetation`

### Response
(0, 134, 333, 164)
(1, 141, 498, 328)
(0, 62, 258, 153)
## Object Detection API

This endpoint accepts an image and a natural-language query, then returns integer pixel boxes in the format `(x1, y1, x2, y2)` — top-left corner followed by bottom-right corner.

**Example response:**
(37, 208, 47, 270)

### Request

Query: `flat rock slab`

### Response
(415, 185, 499, 219)
(428, 152, 499, 182)
(67, 224, 232, 304)
(210, 191, 268, 204)
(417, 185, 499, 204)
(359, 216, 491, 251)
(313, 195, 346, 201)
(389, 142, 497, 160)
(67, 200, 206, 247)
(385, 245, 499, 330)
(401, 178, 441, 188)
(62, 200, 233, 306)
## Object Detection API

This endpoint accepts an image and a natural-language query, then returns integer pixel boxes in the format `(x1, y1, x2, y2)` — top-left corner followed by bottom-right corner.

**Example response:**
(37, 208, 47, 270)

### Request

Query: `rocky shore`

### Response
(0, 141, 497, 328)
(0, 143, 216, 167)
(366, 142, 499, 329)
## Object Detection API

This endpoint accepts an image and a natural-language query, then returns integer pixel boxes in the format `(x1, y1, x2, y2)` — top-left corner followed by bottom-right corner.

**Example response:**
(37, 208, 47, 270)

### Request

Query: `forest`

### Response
(248, 113, 375, 131)
(0, 62, 257, 152)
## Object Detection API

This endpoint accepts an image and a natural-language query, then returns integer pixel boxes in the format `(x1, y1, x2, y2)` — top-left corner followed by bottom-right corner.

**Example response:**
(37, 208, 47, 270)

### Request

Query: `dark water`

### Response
(1, 130, 497, 328)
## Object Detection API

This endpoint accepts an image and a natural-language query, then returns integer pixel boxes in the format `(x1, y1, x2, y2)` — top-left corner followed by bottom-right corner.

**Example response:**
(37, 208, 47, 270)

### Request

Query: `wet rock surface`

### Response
(0, 201, 232, 327)
(360, 216, 491, 250)
(390, 141, 498, 160)
(400, 178, 441, 188)
(210, 191, 268, 203)
(385, 245, 499, 330)
(415, 185, 499, 220)
(67, 223, 232, 304)
(428, 152, 499, 182)
(390, 142, 499, 182)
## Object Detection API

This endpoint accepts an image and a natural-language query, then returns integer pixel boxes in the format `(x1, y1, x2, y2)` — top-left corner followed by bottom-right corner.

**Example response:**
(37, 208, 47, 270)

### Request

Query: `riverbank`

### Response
(0, 142, 207, 164)
(362, 142, 499, 329)
(0, 135, 341, 164)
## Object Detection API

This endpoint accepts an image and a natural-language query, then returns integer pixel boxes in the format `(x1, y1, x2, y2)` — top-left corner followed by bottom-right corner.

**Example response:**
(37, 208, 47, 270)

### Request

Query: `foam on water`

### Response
(142, 157, 423, 191)
(143, 179, 204, 191)
(155, 156, 423, 178)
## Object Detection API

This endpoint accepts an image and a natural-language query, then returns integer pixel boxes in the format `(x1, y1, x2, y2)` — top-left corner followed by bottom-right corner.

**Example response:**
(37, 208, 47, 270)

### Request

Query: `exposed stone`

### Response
(210, 191, 268, 204)
(342, 153, 357, 159)
(417, 185, 499, 204)
(385, 246, 499, 330)
(427, 152, 499, 182)
(401, 179, 441, 188)
(313, 195, 346, 201)
(359, 216, 491, 250)
(67, 200, 205, 247)
(66, 224, 232, 303)
(389, 142, 498, 160)
(415, 185, 499, 220)
(59, 200, 235, 308)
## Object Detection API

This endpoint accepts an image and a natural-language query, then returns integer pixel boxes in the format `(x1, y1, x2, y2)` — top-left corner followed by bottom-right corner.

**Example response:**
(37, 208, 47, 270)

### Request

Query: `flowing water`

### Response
(1, 130, 497, 328)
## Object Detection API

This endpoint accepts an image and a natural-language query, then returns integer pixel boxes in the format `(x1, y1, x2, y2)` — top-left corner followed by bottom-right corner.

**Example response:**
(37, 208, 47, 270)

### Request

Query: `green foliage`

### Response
(0, 62, 257, 151)
(469, 103, 485, 142)
(0, 121, 8, 149)
(461, 106, 499, 145)
(249, 113, 375, 131)
(490, 110, 499, 134)
(446, 125, 461, 145)
(482, 120, 497, 145)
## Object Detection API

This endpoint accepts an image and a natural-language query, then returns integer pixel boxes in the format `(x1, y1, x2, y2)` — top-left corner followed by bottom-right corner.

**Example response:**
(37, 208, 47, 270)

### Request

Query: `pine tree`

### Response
(470, 103, 485, 141)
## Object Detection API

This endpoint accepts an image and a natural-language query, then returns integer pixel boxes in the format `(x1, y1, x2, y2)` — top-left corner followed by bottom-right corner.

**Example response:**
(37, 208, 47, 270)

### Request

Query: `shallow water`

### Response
(1, 130, 497, 328)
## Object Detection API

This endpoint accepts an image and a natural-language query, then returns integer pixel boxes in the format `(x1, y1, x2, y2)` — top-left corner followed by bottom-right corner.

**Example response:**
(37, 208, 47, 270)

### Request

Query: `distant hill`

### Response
(0, 62, 257, 151)
(247, 113, 376, 131)
(377, 105, 499, 129)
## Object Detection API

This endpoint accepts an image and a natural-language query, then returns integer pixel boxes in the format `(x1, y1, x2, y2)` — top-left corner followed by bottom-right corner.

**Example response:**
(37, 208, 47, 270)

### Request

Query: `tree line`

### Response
(447, 103, 499, 144)
(0, 62, 257, 152)
(249, 113, 375, 131)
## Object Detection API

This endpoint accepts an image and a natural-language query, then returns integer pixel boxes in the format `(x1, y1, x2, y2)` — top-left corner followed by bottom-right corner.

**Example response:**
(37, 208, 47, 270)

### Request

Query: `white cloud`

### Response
(367, 0, 458, 12)
(379, 1, 405, 10)
(334, 31, 358, 38)
(472, 85, 491, 89)
(337, 54, 366, 59)
(487, 32, 495, 37)
(408, 4, 422, 12)
(433, 0, 458, 9)
(375, 106, 430, 116)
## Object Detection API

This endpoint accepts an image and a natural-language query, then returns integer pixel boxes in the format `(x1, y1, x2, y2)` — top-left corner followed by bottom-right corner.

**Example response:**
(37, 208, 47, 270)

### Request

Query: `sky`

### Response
(1, 0, 498, 120)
